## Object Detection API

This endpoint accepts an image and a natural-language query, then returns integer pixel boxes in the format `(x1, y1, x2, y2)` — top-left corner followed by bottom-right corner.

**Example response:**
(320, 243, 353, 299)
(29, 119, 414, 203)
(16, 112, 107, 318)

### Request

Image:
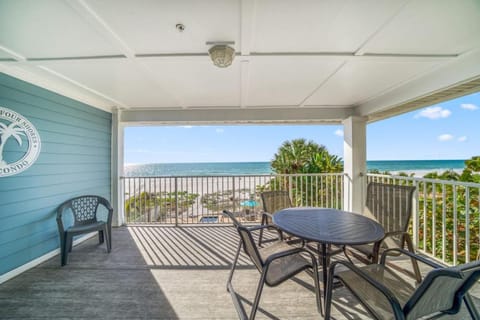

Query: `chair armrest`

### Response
(329, 260, 404, 318)
(380, 248, 445, 269)
(97, 196, 114, 227)
(261, 212, 274, 219)
(247, 224, 279, 232)
(264, 247, 313, 266)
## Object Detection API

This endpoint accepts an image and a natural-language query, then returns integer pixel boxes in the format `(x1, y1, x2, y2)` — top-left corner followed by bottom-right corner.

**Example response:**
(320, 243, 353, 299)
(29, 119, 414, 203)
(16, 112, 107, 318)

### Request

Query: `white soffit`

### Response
(306, 60, 442, 106)
(362, 0, 480, 55)
(139, 57, 241, 108)
(247, 56, 344, 106)
(0, 0, 478, 121)
(252, 0, 407, 53)
(0, 0, 119, 58)
(37, 59, 179, 108)
(85, 0, 241, 55)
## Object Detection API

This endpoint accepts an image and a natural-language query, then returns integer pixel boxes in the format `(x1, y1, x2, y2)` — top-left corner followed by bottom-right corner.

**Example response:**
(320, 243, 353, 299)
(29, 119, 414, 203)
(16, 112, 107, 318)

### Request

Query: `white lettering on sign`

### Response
(0, 107, 41, 177)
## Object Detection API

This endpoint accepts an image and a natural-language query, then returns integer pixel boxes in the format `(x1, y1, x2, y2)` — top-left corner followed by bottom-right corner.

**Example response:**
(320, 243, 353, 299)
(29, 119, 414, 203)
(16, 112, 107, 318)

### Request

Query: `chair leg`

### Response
(60, 234, 67, 266)
(104, 227, 111, 253)
(311, 255, 323, 316)
(404, 235, 422, 284)
(227, 240, 242, 291)
(258, 215, 266, 246)
(325, 265, 337, 320)
(63, 234, 73, 266)
(98, 230, 104, 244)
(250, 270, 267, 320)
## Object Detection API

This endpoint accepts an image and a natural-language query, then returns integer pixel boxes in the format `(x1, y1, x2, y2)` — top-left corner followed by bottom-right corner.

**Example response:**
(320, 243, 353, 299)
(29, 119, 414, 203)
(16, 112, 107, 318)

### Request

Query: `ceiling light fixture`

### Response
(207, 41, 235, 68)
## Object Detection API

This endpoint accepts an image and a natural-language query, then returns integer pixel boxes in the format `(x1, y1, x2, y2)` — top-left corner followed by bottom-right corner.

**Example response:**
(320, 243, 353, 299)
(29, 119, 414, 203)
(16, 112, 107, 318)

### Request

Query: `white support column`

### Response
(343, 116, 367, 213)
(111, 109, 125, 226)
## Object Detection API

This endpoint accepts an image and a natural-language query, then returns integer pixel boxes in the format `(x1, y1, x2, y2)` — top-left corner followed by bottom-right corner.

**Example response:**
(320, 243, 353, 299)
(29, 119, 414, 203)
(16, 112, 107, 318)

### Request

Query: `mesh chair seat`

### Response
(258, 242, 311, 286)
(67, 221, 107, 234)
(336, 264, 416, 319)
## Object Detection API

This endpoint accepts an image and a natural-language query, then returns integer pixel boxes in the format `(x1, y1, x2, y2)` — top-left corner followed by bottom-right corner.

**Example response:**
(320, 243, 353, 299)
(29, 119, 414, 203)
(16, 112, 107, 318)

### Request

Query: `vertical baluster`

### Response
(423, 182, 427, 252)
(442, 184, 447, 263)
(453, 185, 458, 265)
(432, 182, 436, 258)
(465, 187, 470, 263)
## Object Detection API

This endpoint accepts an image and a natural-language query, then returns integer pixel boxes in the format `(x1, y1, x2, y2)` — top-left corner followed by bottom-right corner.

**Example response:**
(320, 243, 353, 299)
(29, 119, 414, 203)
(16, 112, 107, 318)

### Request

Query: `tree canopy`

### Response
(271, 138, 343, 174)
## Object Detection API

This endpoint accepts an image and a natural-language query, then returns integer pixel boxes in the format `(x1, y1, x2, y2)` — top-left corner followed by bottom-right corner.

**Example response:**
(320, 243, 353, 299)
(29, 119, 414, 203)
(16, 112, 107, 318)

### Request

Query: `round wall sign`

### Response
(0, 107, 41, 177)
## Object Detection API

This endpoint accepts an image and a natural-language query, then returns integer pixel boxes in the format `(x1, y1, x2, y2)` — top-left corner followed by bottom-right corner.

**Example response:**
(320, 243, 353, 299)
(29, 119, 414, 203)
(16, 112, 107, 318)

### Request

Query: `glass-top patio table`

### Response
(273, 207, 385, 296)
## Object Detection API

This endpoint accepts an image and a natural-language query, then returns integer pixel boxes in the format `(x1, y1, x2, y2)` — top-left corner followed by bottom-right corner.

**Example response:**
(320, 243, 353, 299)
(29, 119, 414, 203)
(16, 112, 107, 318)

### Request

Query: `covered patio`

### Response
(1, 1, 480, 319)
(1, 226, 478, 319)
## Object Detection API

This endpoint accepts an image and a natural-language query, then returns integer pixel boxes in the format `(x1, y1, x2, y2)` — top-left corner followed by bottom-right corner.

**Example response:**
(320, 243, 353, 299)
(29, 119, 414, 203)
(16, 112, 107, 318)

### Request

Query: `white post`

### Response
(343, 116, 367, 213)
(111, 108, 125, 226)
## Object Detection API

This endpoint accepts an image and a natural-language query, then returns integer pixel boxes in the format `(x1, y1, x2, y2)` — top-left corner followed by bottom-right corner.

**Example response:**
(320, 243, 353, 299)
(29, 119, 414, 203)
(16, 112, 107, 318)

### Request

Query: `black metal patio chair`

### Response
(258, 190, 293, 246)
(223, 210, 322, 319)
(325, 248, 480, 319)
(346, 182, 419, 271)
(56, 195, 113, 266)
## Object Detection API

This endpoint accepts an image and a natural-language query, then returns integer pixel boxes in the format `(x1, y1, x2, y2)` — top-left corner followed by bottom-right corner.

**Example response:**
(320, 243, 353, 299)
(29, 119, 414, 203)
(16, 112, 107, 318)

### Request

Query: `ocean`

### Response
(124, 159, 466, 177)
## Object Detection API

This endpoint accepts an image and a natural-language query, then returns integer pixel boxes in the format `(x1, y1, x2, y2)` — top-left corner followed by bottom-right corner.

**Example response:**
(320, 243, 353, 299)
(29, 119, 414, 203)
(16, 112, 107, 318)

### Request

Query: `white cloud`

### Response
(415, 106, 451, 119)
(334, 129, 344, 137)
(458, 136, 467, 142)
(438, 134, 454, 141)
(181, 125, 193, 129)
(460, 103, 478, 111)
(215, 128, 224, 133)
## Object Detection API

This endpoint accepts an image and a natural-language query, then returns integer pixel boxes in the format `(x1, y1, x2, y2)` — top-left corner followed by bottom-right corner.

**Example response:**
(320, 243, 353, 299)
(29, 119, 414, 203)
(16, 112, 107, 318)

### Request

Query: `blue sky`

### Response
(124, 91, 480, 164)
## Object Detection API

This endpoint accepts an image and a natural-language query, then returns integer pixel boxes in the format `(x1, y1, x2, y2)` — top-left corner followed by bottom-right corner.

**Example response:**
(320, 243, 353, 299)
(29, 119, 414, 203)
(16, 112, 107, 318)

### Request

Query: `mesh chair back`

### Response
(56, 195, 103, 226)
(223, 210, 264, 271)
(405, 260, 480, 319)
(366, 182, 415, 244)
(261, 191, 292, 215)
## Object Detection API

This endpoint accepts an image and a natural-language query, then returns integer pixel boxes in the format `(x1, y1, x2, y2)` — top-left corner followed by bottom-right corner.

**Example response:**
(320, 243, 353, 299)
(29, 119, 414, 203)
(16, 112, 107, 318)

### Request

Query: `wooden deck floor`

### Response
(0, 225, 478, 319)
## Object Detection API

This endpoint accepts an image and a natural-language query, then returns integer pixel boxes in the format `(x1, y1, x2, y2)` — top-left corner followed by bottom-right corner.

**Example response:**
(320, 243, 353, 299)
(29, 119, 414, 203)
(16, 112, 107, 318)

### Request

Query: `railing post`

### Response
(232, 176, 236, 213)
(412, 180, 419, 250)
(175, 177, 179, 226)
(288, 175, 293, 203)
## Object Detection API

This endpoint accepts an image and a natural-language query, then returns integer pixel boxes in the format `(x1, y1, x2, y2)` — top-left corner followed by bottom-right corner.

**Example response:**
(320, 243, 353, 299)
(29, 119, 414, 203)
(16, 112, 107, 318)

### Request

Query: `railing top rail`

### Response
(120, 172, 347, 179)
(367, 173, 480, 188)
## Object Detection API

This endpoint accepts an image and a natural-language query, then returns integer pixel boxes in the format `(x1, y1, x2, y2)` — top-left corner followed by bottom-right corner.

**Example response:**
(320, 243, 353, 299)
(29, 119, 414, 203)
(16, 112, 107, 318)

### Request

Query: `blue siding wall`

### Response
(0, 73, 111, 275)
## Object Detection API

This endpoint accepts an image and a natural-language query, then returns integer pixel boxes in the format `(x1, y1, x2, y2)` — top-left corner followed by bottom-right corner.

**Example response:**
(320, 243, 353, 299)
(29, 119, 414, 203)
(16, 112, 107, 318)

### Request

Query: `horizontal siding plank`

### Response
(0, 171, 110, 190)
(0, 94, 111, 128)
(0, 73, 111, 119)
(0, 236, 60, 275)
(0, 226, 58, 259)
(1, 180, 111, 214)
(1, 178, 110, 205)
(0, 163, 110, 177)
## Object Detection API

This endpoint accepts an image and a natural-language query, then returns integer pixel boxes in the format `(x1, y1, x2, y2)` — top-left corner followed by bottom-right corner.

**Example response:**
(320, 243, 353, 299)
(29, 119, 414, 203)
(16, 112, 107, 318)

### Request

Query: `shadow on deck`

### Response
(0, 225, 477, 319)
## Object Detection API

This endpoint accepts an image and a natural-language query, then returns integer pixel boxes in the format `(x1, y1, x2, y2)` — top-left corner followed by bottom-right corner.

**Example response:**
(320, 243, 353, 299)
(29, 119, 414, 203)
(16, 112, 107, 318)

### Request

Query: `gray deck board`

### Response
(0, 226, 478, 319)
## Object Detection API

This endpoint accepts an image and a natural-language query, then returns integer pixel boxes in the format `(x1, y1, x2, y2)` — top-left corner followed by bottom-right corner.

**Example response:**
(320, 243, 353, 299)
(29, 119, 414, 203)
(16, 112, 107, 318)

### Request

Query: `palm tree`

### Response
(271, 138, 341, 174)
(271, 139, 327, 174)
(0, 122, 26, 166)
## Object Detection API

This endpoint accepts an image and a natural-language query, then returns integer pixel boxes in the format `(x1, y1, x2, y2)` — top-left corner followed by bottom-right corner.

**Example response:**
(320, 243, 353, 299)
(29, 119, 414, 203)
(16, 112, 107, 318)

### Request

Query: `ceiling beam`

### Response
(120, 107, 354, 125)
(240, 0, 256, 56)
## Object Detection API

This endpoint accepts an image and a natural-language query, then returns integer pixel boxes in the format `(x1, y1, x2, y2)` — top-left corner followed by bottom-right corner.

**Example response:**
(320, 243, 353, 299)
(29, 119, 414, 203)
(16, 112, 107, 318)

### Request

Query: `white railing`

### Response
(121, 173, 346, 225)
(367, 173, 480, 265)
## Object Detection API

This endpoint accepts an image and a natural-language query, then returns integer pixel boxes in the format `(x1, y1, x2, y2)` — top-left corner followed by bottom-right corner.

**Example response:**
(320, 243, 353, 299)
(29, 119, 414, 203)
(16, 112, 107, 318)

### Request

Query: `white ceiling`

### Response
(1, 0, 480, 124)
